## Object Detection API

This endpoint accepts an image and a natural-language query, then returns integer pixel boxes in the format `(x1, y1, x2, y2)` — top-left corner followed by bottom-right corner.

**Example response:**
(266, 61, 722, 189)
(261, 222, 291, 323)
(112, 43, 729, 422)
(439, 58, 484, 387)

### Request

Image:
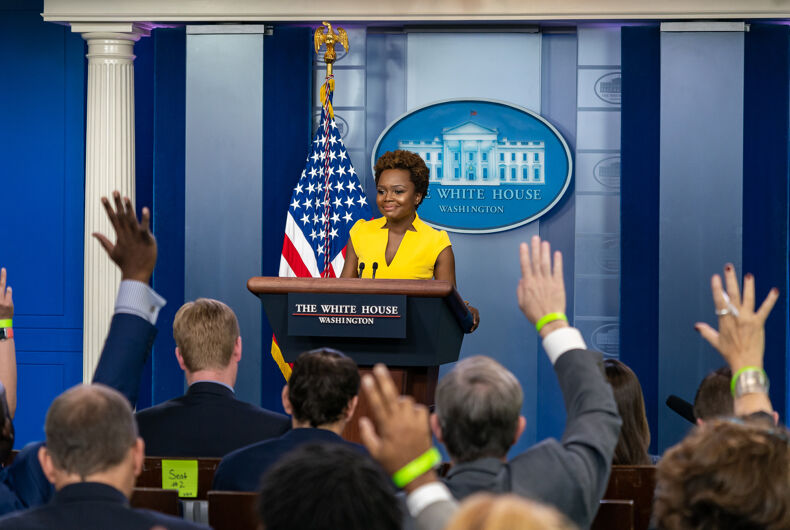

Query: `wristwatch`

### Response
(0, 327, 12, 341)
(733, 368, 769, 399)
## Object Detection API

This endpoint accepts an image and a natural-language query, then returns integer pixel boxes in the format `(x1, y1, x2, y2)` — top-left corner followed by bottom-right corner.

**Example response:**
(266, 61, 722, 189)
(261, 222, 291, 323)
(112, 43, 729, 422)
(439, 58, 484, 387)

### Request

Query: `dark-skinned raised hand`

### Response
(92, 191, 157, 284)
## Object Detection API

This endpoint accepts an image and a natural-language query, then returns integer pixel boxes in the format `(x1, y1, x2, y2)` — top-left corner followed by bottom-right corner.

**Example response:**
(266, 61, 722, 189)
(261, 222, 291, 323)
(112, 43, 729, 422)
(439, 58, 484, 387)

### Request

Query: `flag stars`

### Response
(328, 150, 337, 161)
(309, 229, 318, 240)
(356, 195, 367, 207)
(290, 198, 301, 210)
(329, 227, 339, 239)
(349, 166, 357, 177)
(333, 196, 343, 209)
(311, 152, 319, 163)
(308, 167, 318, 179)
(295, 183, 304, 195)
(303, 197, 313, 209)
(337, 165, 347, 177)
(343, 211, 354, 223)
(330, 212, 340, 224)
(300, 213, 311, 225)
(346, 181, 356, 193)
(312, 213, 320, 224)
(345, 196, 355, 208)
(338, 150, 347, 161)
(306, 182, 316, 194)
(328, 135, 338, 146)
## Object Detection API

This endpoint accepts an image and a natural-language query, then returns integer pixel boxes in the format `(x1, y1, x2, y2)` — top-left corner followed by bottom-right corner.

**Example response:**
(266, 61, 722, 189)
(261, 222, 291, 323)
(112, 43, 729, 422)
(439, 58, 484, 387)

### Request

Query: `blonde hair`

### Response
(445, 494, 578, 530)
(172, 298, 239, 371)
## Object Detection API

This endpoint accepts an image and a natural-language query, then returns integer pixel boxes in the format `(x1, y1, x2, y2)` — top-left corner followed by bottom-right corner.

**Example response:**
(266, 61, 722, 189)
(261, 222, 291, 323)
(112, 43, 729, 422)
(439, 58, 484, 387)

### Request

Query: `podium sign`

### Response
(288, 293, 407, 338)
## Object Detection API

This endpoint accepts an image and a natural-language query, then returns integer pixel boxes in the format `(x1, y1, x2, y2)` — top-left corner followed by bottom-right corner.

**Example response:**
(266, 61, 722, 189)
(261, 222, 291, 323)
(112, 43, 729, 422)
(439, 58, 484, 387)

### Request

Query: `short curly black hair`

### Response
(373, 150, 430, 208)
(287, 348, 359, 427)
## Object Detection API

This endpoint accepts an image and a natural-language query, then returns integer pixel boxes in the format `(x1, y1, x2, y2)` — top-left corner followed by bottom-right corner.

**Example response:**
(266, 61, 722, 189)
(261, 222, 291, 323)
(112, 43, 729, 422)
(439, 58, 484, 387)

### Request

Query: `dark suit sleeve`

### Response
(0, 441, 53, 515)
(552, 349, 621, 526)
(92, 313, 157, 408)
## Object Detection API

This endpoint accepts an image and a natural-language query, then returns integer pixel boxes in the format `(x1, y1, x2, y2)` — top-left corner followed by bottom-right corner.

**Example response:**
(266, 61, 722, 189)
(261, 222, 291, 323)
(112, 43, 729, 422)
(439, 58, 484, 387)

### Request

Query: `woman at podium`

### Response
(340, 150, 479, 330)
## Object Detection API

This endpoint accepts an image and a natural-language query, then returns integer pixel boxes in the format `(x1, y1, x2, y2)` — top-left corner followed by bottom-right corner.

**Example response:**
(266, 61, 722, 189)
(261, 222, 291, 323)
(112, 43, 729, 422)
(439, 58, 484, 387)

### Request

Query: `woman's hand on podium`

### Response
(92, 191, 158, 284)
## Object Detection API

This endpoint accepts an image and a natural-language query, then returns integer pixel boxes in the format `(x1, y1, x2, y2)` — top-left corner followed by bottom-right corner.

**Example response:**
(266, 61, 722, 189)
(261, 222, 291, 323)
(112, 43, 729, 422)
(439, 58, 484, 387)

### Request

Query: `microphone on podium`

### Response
(358, 262, 366, 278)
(371, 262, 379, 279)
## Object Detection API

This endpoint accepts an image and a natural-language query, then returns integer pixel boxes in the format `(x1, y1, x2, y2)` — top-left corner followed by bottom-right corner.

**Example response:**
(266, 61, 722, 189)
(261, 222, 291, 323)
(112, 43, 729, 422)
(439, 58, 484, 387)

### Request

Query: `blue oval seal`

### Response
(372, 99, 572, 233)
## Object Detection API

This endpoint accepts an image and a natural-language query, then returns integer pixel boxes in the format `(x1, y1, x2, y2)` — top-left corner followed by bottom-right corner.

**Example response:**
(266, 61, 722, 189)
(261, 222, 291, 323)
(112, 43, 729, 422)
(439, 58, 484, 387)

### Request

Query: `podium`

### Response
(247, 277, 472, 442)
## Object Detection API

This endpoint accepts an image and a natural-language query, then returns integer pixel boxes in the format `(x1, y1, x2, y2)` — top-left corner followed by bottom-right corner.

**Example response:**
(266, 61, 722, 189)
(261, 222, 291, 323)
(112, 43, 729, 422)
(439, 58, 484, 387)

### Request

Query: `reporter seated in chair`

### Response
(133, 298, 290, 457)
(213, 348, 365, 491)
(0, 384, 207, 530)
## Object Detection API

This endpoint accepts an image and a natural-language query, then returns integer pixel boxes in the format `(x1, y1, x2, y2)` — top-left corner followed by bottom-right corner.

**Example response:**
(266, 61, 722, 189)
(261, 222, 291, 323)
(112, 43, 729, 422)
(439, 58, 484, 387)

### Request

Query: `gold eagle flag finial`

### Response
(314, 21, 349, 79)
(314, 22, 348, 118)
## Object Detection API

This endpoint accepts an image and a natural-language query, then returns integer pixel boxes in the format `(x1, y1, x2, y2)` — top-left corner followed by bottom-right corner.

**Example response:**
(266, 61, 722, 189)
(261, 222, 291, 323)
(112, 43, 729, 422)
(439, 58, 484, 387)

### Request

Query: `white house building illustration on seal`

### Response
(398, 121, 546, 186)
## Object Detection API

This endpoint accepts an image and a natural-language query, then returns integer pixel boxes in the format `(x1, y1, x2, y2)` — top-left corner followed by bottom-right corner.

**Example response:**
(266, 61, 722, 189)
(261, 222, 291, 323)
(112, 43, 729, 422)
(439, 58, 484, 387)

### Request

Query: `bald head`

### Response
(45, 384, 138, 478)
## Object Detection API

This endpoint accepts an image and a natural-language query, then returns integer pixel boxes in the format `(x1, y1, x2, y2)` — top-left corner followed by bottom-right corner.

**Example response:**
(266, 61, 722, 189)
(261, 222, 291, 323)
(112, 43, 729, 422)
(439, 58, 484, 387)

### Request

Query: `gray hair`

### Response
(45, 384, 138, 479)
(435, 356, 523, 462)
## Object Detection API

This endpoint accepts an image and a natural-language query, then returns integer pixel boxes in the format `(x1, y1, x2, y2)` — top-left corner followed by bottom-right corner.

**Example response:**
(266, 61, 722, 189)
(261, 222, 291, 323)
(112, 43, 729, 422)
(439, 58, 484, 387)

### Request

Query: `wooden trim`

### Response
(247, 276, 455, 298)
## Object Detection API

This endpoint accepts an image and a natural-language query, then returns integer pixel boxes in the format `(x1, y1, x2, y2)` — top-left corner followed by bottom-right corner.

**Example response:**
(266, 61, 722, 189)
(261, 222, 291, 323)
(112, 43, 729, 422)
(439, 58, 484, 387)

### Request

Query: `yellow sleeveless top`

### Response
(349, 214, 452, 280)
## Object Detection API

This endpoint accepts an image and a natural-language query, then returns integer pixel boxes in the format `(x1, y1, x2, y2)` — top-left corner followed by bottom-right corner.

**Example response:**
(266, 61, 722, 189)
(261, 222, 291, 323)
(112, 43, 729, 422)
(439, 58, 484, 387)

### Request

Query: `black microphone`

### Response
(666, 395, 696, 424)
(358, 262, 365, 278)
(371, 262, 379, 279)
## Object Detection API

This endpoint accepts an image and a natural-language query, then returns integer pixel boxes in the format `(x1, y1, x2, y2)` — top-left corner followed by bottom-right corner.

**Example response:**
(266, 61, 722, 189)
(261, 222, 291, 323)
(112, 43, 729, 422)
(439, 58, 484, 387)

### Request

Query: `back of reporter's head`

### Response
(44, 384, 138, 479)
(653, 418, 790, 529)
(693, 366, 733, 423)
(604, 358, 651, 465)
(287, 348, 360, 427)
(258, 443, 400, 530)
(173, 298, 240, 371)
(435, 355, 523, 462)
(445, 494, 577, 530)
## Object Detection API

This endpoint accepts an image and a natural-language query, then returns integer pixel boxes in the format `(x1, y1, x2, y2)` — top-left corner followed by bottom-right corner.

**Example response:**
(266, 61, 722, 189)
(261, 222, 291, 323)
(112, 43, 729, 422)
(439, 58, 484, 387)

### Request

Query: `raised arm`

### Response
(516, 235, 620, 528)
(695, 265, 778, 417)
(91, 192, 164, 406)
(0, 268, 16, 418)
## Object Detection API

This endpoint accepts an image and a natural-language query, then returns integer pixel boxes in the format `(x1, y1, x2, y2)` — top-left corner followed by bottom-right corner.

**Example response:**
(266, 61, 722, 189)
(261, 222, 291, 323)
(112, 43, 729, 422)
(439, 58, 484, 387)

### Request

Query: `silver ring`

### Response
(715, 308, 732, 317)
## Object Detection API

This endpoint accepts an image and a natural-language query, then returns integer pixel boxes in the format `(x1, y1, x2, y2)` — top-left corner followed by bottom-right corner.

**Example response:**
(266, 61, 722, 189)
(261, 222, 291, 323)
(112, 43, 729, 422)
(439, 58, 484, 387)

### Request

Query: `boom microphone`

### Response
(666, 395, 696, 424)
(358, 262, 365, 278)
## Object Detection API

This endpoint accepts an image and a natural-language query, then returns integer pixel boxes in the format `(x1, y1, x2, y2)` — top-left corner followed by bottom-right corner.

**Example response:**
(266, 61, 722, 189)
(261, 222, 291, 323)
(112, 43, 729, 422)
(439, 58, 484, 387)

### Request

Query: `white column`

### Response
(72, 23, 150, 383)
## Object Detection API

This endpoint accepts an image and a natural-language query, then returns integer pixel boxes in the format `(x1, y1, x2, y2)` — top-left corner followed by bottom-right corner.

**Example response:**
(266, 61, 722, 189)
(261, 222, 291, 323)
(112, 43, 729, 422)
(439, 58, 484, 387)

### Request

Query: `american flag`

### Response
(272, 78, 372, 378)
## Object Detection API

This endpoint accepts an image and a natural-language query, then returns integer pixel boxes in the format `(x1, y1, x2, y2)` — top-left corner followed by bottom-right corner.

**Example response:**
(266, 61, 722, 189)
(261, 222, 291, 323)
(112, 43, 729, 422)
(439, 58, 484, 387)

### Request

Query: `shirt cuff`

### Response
(542, 327, 587, 365)
(115, 280, 166, 325)
(406, 481, 455, 518)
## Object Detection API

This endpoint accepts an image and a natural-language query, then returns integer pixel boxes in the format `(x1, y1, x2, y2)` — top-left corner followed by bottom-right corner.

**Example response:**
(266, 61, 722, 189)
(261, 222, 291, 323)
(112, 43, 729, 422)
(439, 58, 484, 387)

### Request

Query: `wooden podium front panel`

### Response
(342, 366, 439, 444)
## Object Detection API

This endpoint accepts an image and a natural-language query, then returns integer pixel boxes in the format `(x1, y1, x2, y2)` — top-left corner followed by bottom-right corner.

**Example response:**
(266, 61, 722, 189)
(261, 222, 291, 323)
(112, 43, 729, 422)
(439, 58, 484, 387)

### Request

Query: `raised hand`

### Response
(93, 191, 157, 283)
(0, 268, 12, 321)
(517, 236, 567, 338)
(359, 364, 436, 492)
(695, 264, 779, 373)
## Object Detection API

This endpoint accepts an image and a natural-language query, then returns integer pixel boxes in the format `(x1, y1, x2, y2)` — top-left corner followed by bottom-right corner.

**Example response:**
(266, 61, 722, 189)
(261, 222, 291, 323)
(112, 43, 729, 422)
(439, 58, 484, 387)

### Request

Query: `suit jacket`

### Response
(0, 482, 208, 529)
(442, 349, 621, 529)
(93, 313, 291, 457)
(0, 442, 53, 516)
(135, 382, 291, 457)
(213, 427, 367, 491)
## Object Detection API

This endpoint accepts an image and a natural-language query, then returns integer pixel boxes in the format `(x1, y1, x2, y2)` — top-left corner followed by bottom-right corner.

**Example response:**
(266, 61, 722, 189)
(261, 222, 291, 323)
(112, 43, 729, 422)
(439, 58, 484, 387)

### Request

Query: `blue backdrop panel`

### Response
(184, 28, 265, 405)
(260, 26, 313, 412)
(0, 4, 85, 445)
(658, 29, 744, 450)
(742, 23, 790, 421)
(405, 32, 542, 452)
(537, 31, 578, 441)
(133, 31, 155, 410)
(148, 27, 188, 407)
(620, 25, 661, 453)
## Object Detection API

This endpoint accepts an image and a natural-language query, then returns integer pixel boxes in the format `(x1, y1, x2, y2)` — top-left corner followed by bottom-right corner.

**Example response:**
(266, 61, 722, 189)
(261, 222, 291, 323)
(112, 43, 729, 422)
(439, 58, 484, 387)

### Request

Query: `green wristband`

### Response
(0, 320, 11, 329)
(730, 366, 767, 397)
(535, 312, 568, 333)
(391, 447, 441, 488)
